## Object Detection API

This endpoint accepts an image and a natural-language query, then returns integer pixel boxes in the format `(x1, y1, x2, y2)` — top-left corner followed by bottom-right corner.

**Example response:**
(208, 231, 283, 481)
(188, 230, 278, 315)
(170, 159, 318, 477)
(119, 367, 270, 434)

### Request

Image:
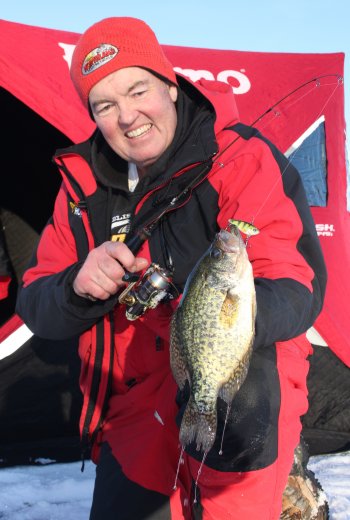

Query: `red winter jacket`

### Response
(16, 76, 326, 473)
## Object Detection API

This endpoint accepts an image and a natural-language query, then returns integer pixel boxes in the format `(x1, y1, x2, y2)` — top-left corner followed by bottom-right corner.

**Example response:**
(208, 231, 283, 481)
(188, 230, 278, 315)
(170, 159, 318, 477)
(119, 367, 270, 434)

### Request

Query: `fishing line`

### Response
(123, 75, 344, 307)
(250, 74, 342, 126)
(254, 77, 341, 154)
(173, 445, 185, 491)
(133, 74, 344, 242)
(193, 452, 208, 504)
(123, 74, 345, 488)
(160, 74, 344, 475)
(250, 76, 342, 224)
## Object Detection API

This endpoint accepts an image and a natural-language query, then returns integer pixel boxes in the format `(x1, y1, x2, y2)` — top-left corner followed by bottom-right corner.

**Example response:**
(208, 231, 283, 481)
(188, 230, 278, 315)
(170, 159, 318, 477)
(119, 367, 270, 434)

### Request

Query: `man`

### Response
(16, 17, 327, 519)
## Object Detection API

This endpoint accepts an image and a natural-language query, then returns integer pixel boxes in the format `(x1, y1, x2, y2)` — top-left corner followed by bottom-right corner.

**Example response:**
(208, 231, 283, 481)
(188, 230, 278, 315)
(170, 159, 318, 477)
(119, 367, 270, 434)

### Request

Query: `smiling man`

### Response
(89, 69, 178, 175)
(16, 16, 327, 520)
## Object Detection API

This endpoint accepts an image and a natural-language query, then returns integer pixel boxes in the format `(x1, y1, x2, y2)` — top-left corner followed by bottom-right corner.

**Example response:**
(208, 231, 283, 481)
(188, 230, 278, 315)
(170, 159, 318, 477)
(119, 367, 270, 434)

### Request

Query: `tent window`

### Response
(286, 121, 327, 207)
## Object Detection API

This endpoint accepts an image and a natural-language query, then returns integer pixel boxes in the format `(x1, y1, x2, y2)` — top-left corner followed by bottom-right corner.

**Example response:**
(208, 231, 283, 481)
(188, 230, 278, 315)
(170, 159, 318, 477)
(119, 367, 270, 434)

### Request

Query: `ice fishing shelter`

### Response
(0, 19, 349, 464)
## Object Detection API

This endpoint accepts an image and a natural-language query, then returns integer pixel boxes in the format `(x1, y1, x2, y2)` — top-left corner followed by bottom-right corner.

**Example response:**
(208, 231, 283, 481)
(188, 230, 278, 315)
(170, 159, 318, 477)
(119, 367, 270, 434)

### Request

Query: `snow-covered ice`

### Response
(309, 451, 350, 519)
(0, 460, 95, 520)
(0, 451, 349, 519)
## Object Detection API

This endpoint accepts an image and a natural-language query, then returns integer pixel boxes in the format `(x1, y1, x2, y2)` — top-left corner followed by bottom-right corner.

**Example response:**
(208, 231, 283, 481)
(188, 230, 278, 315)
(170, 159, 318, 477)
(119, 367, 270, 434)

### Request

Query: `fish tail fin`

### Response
(180, 397, 217, 453)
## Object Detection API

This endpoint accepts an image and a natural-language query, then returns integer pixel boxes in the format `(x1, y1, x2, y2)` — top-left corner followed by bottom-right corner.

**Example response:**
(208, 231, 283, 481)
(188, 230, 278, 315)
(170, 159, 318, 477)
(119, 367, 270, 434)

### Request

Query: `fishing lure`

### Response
(228, 219, 260, 236)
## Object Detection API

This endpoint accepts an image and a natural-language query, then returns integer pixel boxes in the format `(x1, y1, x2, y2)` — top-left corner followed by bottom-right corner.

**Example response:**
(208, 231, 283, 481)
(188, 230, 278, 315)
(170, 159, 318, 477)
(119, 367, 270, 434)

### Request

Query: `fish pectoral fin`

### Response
(219, 292, 239, 328)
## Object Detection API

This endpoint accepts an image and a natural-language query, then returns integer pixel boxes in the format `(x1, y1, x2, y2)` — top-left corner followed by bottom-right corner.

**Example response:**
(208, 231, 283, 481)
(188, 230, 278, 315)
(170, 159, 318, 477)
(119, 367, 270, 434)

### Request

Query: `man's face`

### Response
(89, 67, 178, 176)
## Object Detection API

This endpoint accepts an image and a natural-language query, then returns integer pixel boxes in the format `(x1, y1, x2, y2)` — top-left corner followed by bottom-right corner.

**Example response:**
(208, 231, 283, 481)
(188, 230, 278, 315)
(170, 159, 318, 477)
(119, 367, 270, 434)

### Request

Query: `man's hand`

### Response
(73, 241, 149, 301)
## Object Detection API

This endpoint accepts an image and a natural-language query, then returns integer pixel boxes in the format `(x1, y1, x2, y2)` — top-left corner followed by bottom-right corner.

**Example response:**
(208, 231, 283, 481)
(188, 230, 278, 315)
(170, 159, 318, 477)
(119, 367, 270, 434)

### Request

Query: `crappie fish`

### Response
(170, 223, 257, 454)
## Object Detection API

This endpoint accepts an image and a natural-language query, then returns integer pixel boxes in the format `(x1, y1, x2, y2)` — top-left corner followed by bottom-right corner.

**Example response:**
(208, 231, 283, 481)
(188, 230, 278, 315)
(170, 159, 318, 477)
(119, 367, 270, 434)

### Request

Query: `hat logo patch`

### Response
(82, 44, 118, 75)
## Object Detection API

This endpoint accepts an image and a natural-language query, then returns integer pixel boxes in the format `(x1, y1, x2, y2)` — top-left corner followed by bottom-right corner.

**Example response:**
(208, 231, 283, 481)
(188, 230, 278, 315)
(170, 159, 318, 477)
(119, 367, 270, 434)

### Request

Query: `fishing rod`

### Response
(250, 74, 343, 127)
(126, 73, 343, 252)
(118, 73, 343, 319)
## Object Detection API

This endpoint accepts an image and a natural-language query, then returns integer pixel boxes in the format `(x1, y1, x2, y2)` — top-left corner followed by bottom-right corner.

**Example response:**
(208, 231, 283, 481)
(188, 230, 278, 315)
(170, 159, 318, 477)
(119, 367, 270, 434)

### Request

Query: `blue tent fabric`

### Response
(290, 123, 328, 207)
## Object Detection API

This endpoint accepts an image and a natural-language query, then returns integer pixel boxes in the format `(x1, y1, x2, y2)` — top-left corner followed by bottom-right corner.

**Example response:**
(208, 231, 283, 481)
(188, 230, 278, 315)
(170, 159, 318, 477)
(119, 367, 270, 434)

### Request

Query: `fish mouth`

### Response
(215, 228, 242, 253)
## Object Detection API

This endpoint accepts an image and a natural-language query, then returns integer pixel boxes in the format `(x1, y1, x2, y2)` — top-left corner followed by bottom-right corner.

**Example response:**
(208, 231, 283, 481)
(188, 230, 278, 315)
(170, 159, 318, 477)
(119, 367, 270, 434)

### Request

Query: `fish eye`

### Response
(210, 247, 223, 260)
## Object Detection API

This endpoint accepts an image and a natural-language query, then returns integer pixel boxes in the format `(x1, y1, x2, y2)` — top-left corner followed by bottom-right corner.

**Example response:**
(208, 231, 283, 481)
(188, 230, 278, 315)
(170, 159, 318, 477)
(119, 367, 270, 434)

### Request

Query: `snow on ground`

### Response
(0, 460, 95, 520)
(0, 451, 349, 519)
(309, 451, 350, 519)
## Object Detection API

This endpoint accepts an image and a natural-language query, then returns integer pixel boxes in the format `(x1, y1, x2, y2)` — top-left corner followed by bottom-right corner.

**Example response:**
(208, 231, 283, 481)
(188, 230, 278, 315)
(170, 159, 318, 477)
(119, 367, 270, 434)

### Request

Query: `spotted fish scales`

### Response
(170, 223, 257, 454)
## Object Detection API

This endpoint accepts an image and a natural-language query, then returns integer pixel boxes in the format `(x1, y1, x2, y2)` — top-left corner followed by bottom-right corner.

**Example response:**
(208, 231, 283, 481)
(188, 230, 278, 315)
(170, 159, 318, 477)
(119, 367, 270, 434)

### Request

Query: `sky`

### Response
(0, 451, 349, 519)
(1, 0, 349, 132)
